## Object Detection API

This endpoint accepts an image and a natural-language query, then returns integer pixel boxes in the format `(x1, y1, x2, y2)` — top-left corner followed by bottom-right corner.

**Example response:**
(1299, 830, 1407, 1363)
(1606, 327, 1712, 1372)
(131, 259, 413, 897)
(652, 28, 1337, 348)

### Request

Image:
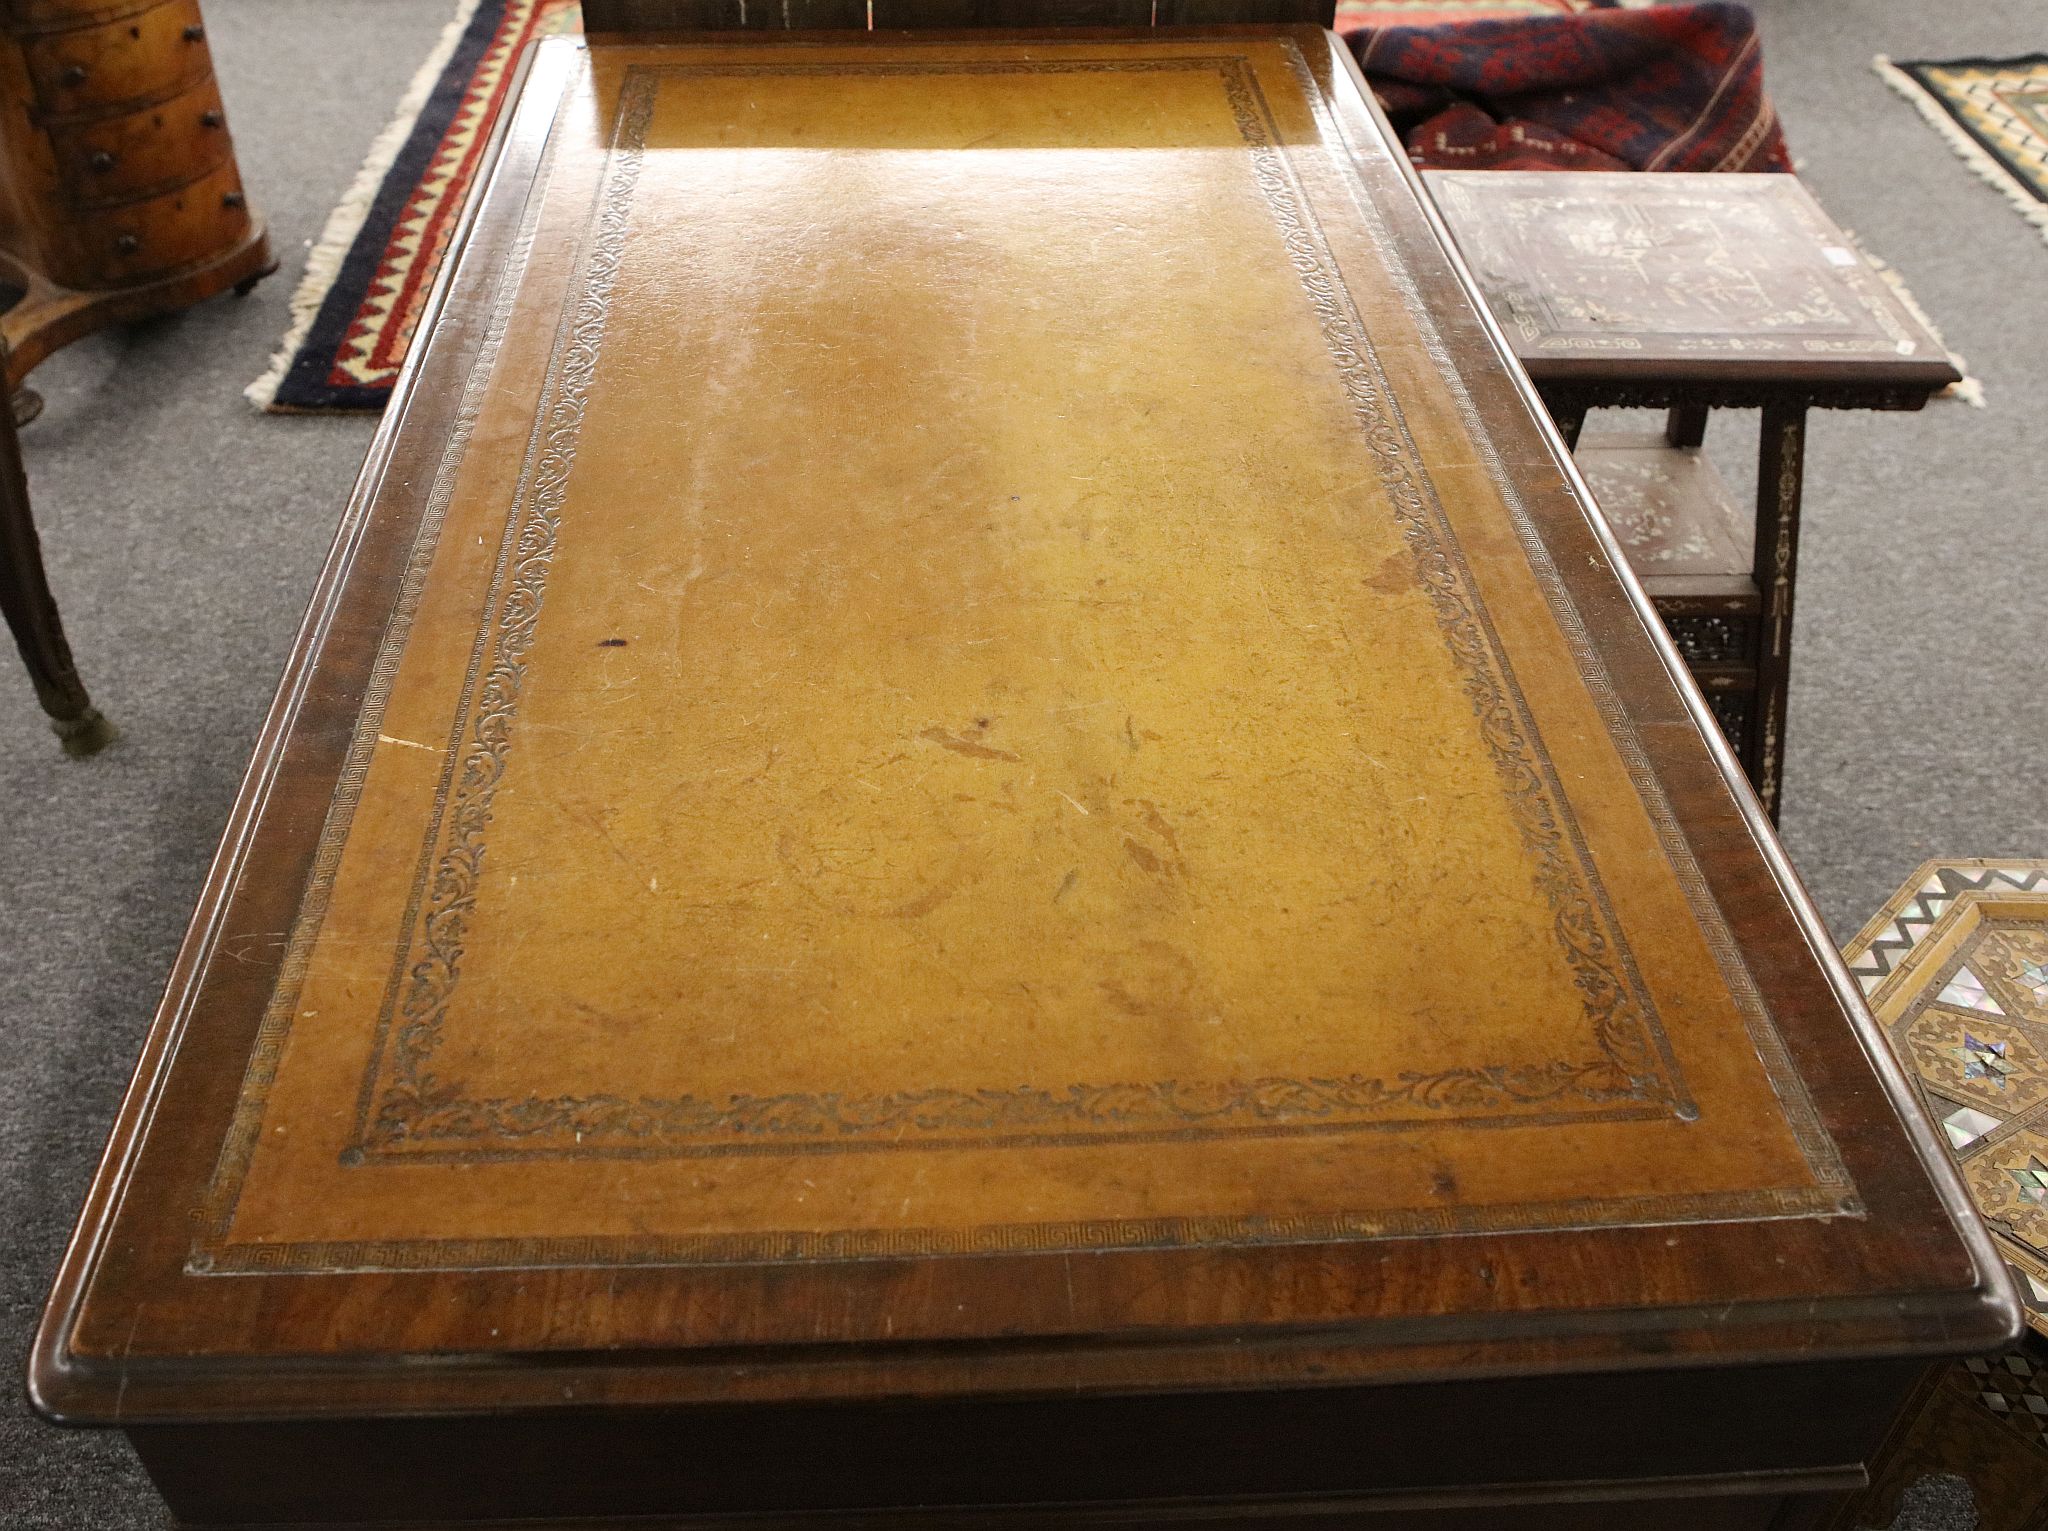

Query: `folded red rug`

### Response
(1347, 2, 1791, 172)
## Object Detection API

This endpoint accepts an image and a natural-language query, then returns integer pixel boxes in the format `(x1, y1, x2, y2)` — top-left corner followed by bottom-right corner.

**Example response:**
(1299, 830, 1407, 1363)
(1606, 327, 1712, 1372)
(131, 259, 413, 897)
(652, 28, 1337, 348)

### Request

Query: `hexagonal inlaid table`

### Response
(1848, 859, 2048, 1320)
(1842, 860, 2048, 1531)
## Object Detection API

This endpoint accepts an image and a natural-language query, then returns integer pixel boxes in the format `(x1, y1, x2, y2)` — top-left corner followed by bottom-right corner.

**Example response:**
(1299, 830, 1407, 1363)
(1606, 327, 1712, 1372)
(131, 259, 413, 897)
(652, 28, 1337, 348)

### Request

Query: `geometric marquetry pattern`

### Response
(1965, 1350, 2048, 1452)
(1908, 1010, 2048, 1123)
(1970, 1130, 2048, 1260)
(1848, 862, 2048, 1342)
(1845, 863, 2048, 997)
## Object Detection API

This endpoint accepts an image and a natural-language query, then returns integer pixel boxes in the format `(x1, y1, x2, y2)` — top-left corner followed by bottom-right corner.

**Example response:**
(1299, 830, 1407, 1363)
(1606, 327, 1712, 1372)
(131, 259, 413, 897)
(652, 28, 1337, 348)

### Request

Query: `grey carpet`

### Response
(1, 0, 2040, 1524)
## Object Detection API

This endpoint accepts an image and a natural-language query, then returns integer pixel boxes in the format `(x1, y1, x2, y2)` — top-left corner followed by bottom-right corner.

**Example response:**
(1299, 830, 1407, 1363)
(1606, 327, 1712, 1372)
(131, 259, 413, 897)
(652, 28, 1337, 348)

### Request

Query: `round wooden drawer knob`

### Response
(114, 233, 139, 254)
(90, 151, 115, 172)
(60, 64, 86, 86)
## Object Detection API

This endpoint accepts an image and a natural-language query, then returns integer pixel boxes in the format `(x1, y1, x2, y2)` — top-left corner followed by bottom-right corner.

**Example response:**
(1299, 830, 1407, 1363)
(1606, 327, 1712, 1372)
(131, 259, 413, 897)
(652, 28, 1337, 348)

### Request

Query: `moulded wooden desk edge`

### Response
(30, 27, 2019, 1434)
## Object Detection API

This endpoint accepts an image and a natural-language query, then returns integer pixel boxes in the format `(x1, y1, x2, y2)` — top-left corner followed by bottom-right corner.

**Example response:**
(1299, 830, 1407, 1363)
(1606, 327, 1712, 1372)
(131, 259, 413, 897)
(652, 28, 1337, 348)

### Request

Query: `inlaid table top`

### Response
(33, 26, 2011, 1478)
(1423, 169, 1960, 393)
(1848, 861, 2048, 1341)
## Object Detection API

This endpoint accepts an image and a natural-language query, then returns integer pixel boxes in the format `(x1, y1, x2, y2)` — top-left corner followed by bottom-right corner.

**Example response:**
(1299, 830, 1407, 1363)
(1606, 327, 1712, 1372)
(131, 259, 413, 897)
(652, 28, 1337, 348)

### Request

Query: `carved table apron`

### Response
(31, 30, 2016, 1530)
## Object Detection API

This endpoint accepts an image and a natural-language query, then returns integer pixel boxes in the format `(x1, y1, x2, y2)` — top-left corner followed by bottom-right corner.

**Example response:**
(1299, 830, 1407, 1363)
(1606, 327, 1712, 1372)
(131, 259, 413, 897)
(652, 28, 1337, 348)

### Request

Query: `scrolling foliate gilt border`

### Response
(344, 55, 1686, 1163)
(1270, 42, 1848, 1199)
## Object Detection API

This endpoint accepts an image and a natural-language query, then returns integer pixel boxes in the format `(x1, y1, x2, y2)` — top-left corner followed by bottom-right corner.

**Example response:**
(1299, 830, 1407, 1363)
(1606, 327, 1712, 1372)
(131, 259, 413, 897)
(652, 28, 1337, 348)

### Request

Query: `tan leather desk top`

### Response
(34, 30, 2012, 1427)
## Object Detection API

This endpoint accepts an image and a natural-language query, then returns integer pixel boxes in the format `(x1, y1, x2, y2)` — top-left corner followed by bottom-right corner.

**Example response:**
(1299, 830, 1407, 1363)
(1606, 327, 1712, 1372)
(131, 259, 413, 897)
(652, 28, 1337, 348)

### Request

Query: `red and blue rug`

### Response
(250, 0, 1787, 412)
(249, 0, 580, 412)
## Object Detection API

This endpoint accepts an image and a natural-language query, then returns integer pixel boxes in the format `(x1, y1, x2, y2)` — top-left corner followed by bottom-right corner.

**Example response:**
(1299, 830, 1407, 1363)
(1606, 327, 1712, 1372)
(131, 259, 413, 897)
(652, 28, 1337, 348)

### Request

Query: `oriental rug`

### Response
(247, 0, 581, 412)
(1877, 54, 2048, 249)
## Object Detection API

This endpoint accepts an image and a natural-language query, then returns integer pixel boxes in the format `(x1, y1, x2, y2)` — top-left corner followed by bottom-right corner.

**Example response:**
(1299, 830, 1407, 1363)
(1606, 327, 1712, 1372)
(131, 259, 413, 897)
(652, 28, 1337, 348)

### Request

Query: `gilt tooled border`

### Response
(193, 55, 599, 1255)
(337, 55, 1692, 1163)
(1275, 41, 1848, 1196)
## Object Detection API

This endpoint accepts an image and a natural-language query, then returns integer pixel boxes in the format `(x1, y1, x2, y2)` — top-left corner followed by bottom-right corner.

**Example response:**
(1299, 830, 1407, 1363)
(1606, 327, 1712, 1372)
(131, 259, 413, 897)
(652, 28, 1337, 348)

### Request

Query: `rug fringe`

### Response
(1874, 54, 2048, 248)
(245, 0, 485, 411)
(1836, 224, 1985, 408)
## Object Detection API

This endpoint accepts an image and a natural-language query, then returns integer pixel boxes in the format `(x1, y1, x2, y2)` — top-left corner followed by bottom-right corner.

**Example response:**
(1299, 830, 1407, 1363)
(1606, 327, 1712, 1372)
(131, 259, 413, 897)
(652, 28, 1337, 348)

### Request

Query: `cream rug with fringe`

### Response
(1877, 54, 2048, 250)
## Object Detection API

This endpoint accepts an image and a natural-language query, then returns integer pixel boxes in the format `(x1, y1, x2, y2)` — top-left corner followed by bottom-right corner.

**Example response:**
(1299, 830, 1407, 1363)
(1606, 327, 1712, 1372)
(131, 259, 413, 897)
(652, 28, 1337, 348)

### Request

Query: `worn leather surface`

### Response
(176, 37, 1849, 1272)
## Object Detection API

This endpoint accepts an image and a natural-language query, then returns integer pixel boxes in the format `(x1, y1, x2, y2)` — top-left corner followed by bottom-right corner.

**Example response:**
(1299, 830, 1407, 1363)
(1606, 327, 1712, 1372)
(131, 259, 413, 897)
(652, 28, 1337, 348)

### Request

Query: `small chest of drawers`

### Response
(0, 0, 272, 376)
(0, 0, 272, 757)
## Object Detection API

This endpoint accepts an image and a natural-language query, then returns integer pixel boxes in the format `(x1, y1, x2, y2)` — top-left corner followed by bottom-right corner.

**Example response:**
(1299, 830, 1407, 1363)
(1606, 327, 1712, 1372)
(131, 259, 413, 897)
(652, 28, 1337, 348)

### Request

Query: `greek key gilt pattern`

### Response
(350, 57, 1684, 1159)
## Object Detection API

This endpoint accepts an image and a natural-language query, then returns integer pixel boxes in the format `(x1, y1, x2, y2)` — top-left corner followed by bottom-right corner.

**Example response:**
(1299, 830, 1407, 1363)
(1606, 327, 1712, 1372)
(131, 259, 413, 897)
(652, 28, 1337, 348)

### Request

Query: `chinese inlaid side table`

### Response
(1835, 861, 2048, 1531)
(31, 29, 2017, 1530)
(1421, 170, 1959, 823)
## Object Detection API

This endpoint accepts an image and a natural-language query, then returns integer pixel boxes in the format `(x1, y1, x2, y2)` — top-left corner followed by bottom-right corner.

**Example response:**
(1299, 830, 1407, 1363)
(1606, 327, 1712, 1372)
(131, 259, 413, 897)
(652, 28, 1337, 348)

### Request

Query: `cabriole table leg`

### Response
(0, 392, 112, 756)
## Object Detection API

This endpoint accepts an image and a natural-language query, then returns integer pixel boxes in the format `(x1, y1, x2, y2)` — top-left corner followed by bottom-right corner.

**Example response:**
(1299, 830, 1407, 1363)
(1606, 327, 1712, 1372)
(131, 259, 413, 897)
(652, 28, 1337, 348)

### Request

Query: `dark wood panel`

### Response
(581, 0, 1335, 27)
(582, 0, 868, 29)
(127, 1360, 1905, 1527)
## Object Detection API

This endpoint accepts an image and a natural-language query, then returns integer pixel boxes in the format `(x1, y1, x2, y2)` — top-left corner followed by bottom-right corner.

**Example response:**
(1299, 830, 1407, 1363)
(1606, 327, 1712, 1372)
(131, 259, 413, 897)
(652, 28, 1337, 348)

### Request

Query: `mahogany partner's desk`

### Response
(32, 29, 2018, 1529)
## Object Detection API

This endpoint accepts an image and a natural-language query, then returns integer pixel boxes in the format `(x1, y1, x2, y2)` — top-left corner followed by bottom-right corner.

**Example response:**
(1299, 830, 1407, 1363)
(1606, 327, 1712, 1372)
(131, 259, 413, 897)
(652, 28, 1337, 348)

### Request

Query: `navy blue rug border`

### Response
(271, 0, 514, 412)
